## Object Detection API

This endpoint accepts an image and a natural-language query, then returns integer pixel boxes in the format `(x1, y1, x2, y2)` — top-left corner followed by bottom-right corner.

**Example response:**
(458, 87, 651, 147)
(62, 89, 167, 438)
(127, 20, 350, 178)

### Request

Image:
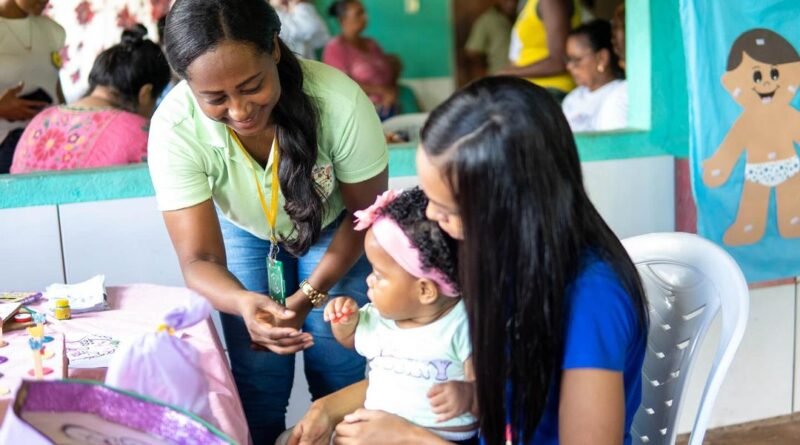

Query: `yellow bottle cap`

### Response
(55, 298, 70, 308)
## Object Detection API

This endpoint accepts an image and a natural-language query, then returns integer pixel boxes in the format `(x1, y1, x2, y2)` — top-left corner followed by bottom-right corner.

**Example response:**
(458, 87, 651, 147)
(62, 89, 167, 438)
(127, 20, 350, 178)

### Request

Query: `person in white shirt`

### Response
(561, 19, 627, 132)
(270, 0, 330, 60)
(0, 0, 65, 171)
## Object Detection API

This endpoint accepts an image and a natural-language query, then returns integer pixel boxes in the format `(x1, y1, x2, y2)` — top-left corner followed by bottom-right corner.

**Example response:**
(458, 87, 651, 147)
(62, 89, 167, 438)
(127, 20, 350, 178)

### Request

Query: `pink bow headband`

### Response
(354, 190, 460, 297)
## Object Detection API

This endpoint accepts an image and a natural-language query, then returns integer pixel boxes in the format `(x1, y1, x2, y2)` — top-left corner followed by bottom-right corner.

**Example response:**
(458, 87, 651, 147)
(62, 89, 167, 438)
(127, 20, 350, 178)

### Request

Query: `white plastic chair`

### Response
(382, 112, 429, 144)
(623, 232, 749, 445)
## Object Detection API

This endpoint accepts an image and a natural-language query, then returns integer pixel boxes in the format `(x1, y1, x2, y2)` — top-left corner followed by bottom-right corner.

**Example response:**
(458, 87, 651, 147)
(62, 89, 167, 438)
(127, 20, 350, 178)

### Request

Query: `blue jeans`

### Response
(219, 213, 370, 445)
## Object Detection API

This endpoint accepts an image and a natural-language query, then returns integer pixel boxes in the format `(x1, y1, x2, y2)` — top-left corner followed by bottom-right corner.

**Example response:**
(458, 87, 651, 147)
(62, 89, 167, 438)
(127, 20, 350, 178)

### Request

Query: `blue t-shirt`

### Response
(485, 256, 646, 445)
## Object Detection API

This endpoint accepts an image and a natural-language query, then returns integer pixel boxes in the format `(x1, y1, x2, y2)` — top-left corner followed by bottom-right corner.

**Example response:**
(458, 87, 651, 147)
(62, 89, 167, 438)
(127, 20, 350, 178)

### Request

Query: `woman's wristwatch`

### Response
(299, 280, 328, 307)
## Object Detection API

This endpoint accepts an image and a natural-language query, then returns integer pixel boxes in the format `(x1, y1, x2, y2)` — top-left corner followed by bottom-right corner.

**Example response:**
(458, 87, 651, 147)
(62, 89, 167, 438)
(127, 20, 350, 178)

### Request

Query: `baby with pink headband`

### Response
(324, 187, 478, 444)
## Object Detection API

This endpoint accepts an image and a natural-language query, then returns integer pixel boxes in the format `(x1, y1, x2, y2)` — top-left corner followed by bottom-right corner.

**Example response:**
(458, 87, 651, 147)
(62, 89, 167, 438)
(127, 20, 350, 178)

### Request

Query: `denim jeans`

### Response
(218, 213, 370, 445)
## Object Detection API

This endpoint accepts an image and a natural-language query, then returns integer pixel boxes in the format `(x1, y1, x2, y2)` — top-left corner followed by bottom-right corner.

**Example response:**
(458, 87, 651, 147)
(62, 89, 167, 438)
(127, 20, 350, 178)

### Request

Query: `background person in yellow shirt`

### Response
(148, 0, 387, 443)
(497, 0, 581, 102)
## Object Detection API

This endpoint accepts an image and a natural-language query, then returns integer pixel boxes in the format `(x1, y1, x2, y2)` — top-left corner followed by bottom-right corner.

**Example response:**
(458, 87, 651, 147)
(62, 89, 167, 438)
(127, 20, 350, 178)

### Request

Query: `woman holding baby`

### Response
(289, 76, 649, 445)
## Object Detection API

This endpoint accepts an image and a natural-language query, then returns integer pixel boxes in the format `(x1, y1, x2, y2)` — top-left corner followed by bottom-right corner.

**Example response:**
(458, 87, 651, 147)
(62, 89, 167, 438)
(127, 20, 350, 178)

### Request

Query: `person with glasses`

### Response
(561, 19, 627, 132)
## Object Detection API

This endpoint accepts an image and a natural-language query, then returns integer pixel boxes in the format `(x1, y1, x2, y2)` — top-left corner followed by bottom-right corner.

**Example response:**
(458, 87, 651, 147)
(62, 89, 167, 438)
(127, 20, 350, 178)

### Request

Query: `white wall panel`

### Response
(677, 285, 795, 432)
(59, 197, 182, 286)
(0, 205, 63, 290)
(583, 155, 675, 238)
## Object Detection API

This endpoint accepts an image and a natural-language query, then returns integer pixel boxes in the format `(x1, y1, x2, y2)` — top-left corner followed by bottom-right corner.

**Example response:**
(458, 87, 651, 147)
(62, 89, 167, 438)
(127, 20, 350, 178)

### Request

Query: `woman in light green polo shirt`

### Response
(147, 0, 387, 443)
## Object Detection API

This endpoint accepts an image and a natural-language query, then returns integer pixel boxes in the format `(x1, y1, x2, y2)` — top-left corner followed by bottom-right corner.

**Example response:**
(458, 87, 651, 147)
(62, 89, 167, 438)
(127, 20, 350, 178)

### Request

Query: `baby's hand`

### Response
(323, 297, 358, 325)
(427, 380, 475, 423)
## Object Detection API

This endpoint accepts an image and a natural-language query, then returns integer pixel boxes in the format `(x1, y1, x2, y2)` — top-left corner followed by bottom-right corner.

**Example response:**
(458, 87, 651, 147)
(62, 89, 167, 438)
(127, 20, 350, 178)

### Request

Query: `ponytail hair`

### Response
(165, 0, 324, 255)
(121, 23, 148, 44)
(273, 37, 325, 254)
(87, 24, 171, 113)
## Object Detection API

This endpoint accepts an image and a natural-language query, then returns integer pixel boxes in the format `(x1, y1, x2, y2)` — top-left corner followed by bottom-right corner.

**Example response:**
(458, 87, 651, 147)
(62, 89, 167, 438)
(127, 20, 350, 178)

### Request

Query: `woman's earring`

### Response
(597, 65, 606, 73)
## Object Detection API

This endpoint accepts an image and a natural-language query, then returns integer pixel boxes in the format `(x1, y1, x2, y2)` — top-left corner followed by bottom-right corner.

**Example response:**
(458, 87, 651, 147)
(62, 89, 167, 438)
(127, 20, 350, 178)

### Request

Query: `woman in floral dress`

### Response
(10, 26, 169, 174)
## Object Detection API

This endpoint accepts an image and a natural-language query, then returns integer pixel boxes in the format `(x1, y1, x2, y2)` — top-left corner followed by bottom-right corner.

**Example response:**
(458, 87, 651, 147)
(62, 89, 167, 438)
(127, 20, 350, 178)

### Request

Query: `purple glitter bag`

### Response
(0, 380, 235, 444)
(105, 294, 214, 422)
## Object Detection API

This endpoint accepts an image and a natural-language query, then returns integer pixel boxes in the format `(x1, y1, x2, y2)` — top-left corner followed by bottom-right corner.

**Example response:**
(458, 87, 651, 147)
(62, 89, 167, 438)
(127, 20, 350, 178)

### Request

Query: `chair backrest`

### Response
(623, 232, 749, 445)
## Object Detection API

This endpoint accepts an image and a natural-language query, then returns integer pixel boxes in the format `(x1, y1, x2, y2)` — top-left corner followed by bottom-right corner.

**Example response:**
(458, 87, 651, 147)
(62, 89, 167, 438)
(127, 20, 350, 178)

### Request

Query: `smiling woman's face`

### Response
(185, 39, 281, 137)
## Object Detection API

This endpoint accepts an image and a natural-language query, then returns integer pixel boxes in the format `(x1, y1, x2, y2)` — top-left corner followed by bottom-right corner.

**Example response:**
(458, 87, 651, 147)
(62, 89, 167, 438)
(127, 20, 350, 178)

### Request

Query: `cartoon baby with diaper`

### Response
(703, 28, 800, 246)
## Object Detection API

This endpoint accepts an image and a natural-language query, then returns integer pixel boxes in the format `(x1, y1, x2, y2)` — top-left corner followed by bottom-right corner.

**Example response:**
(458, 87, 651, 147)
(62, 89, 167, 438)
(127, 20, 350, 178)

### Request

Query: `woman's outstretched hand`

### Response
(237, 292, 313, 354)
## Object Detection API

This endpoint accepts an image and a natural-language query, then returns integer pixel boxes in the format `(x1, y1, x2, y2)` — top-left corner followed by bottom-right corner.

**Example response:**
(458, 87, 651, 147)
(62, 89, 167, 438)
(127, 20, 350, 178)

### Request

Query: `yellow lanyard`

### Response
(228, 128, 280, 244)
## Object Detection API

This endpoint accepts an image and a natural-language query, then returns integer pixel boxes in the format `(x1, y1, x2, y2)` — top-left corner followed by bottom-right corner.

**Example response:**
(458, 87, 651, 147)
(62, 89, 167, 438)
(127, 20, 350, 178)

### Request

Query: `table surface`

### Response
(0, 284, 249, 445)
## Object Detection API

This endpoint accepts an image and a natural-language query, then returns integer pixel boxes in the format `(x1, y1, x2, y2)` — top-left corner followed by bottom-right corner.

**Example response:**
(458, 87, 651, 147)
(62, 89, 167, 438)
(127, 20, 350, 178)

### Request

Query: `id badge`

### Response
(267, 258, 287, 306)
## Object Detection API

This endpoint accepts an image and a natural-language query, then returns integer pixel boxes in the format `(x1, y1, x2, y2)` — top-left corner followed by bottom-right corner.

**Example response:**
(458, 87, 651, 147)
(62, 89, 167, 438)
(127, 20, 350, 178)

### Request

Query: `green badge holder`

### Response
(267, 258, 286, 306)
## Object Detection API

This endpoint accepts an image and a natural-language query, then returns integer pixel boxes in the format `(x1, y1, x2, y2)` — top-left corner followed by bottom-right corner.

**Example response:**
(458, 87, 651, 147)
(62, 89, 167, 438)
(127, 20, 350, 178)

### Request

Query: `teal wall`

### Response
(1, 0, 693, 209)
(314, 0, 453, 78)
(0, 148, 419, 208)
(646, 0, 690, 158)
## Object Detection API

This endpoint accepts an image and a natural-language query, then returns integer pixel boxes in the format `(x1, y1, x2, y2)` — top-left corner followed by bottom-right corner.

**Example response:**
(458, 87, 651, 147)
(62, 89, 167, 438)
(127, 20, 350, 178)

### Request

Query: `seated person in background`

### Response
(323, 0, 400, 120)
(323, 188, 477, 444)
(464, 0, 517, 78)
(10, 26, 170, 174)
(271, 0, 330, 60)
(561, 19, 627, 132)
(498, 0, 581, 102)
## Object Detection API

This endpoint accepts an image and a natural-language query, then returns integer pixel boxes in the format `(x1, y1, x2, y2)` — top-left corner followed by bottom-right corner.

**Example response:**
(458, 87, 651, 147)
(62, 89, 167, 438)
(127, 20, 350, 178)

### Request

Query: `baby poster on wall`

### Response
(681, 0, 800, 281)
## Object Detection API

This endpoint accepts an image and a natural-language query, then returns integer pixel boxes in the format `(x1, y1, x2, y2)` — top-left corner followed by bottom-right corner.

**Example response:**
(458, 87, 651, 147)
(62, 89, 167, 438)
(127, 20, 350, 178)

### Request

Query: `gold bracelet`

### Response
(299, 280, 328, 308)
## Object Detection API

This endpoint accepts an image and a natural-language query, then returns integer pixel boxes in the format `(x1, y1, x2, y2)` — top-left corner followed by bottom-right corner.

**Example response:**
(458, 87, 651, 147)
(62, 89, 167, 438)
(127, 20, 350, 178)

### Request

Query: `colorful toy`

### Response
(28, 338, 44, 379)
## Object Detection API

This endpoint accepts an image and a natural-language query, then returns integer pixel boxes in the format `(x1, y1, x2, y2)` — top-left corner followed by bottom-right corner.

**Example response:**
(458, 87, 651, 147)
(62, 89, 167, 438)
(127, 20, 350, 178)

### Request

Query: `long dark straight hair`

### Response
(420, 77, 647, 445)
(164, 0, 324, 255)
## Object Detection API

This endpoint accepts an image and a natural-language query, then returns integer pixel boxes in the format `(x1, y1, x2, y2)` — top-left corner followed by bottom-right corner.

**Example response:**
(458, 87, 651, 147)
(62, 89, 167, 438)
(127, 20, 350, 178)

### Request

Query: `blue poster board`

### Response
(681, 0, 800, 282)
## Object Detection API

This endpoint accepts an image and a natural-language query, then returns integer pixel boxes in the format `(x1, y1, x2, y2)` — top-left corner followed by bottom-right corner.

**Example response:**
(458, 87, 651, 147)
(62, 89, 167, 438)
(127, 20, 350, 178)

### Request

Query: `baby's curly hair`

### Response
(377, 187, 459, 293)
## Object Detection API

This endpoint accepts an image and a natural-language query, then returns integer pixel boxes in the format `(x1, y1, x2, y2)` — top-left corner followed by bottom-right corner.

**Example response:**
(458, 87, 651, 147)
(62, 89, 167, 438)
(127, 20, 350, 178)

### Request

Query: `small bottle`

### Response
(54, 298, 71, 320)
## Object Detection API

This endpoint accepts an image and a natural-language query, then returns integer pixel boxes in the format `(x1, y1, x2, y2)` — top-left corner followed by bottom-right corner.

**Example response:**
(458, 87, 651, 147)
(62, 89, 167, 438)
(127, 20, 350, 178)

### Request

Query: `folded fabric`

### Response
(44, 275, 109, 314)
(105, 293, 214, 423)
